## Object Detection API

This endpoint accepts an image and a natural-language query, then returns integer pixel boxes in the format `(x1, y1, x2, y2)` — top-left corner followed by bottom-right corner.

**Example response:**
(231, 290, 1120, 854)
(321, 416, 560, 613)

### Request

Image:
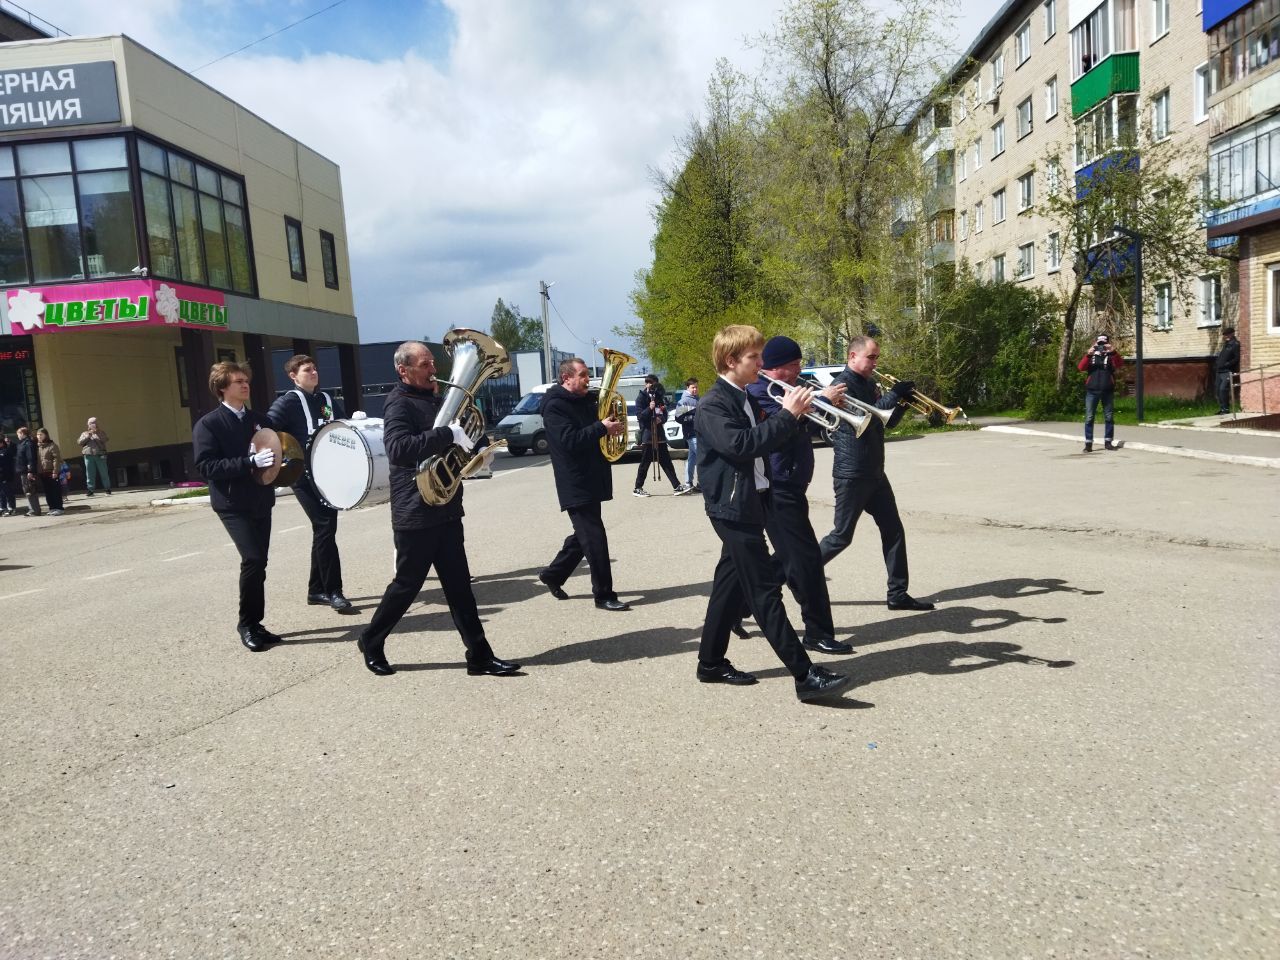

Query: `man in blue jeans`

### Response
(674, 378, 699, 491)
(1077, 335, 1123, 453)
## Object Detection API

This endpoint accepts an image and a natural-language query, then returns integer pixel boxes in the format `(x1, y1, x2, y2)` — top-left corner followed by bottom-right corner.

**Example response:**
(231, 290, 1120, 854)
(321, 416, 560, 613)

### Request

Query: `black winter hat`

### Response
(761, 335, 802, 369)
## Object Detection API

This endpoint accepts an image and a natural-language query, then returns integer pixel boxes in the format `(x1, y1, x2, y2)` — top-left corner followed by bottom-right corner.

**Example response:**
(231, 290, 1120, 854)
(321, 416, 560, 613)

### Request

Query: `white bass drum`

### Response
(308, 417, 389, 510)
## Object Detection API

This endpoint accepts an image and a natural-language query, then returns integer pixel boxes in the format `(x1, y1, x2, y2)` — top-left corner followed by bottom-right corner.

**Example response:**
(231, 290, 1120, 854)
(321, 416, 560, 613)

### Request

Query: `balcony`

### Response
(920, 126, 954, 164)
(924, 182, 955, 219)
(1071, 52, 1140, 118)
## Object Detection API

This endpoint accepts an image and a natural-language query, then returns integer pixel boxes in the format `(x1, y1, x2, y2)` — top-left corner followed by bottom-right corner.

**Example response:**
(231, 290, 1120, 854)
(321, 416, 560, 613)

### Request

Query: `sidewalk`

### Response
(1, 484, 294, 526)
(980, 415, 1280, 468)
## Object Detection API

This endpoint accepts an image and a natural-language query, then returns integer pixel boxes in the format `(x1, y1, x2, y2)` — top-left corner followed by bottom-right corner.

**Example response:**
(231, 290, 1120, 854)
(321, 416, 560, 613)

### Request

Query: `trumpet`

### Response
(873, 371, 968, 424)
(760, 374, 872, 438)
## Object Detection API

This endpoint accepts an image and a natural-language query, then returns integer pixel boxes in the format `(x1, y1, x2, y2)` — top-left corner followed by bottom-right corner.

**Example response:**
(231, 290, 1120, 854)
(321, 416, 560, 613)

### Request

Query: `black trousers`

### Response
(219, 511, 273, 630)
(766, 484, 836, 643)
(1216, 370, 1236, 411)
(700, 499, 813, 682)
(634, 442, 680, 490)
(362, 520, 494, 663)
(293, 478, 342, 595)
(542, 502, 615, 601)
(40, 473, 63, 512)
(819, 474, 909, 602)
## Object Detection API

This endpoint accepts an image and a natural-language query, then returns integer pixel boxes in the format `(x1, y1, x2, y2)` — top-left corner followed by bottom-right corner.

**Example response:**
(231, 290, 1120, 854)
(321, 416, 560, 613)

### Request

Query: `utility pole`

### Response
(539, 281, 554, 383)
(1112, 225, 1145, 421)
(591, 338, 602, 378)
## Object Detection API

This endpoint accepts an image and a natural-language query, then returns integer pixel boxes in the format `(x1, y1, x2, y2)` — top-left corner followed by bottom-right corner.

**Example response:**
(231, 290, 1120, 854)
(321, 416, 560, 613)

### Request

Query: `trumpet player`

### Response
(818, 337, 934, 612)
(745, 336, 854, 655)
(538, 358, 630, 611)
(356, 341, 521, 678)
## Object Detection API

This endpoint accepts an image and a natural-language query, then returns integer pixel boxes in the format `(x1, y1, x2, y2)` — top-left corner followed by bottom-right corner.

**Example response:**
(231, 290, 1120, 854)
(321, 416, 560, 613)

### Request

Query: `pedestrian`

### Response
(674, 378, 700, 491)
(1215, 327, 1240, 415)
(15, 426, 40, 516)
(632, 374, 691, 497)
(0, 433, 16, 516)
(1077, 334, 1123, 452)
(35, 427, 65, 516)
(537, 356, 630, 610)
(77, 417, 112, 496)
(817, 336, 935, 612)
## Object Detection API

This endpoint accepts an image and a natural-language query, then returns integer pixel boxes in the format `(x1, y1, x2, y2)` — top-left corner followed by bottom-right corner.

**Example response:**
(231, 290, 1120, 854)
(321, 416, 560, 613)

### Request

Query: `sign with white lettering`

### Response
(0, 61, 121, 133)
(0, 279, 227, 335)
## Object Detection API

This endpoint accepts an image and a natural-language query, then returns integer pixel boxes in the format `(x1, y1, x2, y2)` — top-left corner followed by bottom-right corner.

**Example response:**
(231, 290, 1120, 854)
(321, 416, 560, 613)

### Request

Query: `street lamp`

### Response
(591, 338, 602, 378)
(1111, 224, 1145, 422)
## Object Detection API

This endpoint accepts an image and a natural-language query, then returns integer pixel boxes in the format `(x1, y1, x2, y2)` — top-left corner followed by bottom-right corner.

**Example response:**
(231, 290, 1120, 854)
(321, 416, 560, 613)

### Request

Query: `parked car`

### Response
(489, 383, 553, 456)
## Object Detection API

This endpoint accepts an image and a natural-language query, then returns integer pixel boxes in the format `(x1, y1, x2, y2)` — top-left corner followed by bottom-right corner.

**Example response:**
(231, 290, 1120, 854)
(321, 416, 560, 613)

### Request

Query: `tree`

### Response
(488, 298, 544, 352)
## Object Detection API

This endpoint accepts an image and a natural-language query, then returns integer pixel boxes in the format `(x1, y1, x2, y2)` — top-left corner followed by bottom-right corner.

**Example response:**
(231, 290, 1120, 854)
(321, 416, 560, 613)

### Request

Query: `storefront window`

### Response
(200, 193, 229, 288)
(0, 338, 40, 434)
(0, 178, 28, 284)
(171, 183, 205, 285)
(79, 170, 138, 277)
(22, 174, 83, 282)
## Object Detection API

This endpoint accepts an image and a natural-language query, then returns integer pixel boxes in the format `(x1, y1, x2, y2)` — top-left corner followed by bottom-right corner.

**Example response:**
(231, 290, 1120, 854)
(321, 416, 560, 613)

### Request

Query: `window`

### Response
(1075, 94, 1138, 167)
(319, 230, 339, 290)
(1046, 159, 1062, 195)
(1151, 0, 1169, 41)
(956, 93, 968, 122)
(1044, 0, 1057, 39)
(1199, 275, 1222, 326)
(285, 216, 306, 281)
(1016, 21, 1032, 65)
(1152, 89, 1171, 141)
(993, 119, 1006, 156)
(1207, 114, 1280, 206)
(1154, 282, 1173, 329)
(1046, 76, 1059, 120)
(958, 148, 968, 181)
(138, 137, 253, 293)
(974, 260, 985, 280)
(1017, 98, 1033, 139)
(993, 254, 1006, 282)
(1268, 263, 1280, 333)
(1208, 4, 1280, 94)
(1072, 0, 1135, 79)
(975, 201, 984, 232)
(1018, 171, 1035, 210)
(1018, 242, 1035, 278)
(993, 188, 1007, 223)
(1193, 63, 1211, 124)
(992, 53, 1005, 91)
(1047, 231, 1062, 271)
(959, 210, 969, 239)
(974, 139, 983, 169)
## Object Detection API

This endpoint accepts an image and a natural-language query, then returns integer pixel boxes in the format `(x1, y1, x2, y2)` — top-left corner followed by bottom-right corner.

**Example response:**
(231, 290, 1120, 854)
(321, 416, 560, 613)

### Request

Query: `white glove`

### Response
(448, 422, 475, 453)
(250, 446, 276, 468)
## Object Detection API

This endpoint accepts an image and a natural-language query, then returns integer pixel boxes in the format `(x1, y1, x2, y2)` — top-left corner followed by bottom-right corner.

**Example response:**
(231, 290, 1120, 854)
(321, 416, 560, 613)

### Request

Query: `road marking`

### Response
(280, 524, 307, 533)
(84, 569, 130, 581)
(161, 552, 202, 562)
(0, 589, 42, 601)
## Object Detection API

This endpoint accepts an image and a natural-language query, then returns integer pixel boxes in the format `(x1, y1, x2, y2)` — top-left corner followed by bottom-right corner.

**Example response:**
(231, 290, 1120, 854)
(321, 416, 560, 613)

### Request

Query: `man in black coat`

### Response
(267, 354, 353, 613)
(745, 335, 853, 655)
(0, 432, 15, 516)
(696, 323, 852, 703)
(817, 336, 934, 612)
(1216, 327, 1240, 415)
(538, 357, 630, 611)
(14, 427, 40, 516)
(193, 361, 283, 652)
(356, 341, 520, 678)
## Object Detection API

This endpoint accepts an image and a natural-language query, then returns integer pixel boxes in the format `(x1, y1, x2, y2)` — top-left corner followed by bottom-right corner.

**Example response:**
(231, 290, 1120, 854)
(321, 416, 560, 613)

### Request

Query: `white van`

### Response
(489, 377, 684, 457)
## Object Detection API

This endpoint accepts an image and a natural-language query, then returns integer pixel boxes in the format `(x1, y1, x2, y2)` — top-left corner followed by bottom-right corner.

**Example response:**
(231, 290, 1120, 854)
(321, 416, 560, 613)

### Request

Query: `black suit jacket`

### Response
(193, 405, 277, 516)
(542, 384, 611, 511)
(829, 368, 905, 480)
(382, 382, 463, 531)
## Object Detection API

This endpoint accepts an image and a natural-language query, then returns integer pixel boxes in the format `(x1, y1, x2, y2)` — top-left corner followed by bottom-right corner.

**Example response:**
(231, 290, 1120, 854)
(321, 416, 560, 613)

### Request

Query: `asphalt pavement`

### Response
(0, 421, 1276, 959)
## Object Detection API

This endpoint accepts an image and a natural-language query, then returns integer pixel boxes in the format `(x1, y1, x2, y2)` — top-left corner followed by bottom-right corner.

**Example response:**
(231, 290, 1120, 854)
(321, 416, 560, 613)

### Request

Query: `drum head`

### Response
(310, 422, 373, 510)
(250, 428, 284, 485)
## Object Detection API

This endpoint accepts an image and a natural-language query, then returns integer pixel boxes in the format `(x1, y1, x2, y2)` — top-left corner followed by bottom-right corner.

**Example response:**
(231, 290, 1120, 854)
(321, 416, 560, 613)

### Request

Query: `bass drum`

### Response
(308, 417, 389, 510)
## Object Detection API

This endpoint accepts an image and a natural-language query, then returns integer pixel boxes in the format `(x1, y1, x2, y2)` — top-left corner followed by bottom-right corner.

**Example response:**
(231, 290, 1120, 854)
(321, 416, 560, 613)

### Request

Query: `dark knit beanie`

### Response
(761, 335, 802, 369)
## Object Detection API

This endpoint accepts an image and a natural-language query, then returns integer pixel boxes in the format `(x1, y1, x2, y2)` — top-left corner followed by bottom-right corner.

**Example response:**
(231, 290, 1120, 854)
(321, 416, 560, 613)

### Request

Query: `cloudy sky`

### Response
(29, 0, 995, 361)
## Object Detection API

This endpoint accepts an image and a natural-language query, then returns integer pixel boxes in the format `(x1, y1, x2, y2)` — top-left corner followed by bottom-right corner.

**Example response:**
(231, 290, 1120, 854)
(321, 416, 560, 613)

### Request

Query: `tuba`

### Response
(597, 347, 635, 462)
(415, 329, 511, 505)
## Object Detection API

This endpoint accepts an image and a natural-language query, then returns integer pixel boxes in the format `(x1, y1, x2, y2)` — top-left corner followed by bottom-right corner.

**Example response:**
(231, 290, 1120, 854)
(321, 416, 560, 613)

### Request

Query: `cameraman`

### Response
(632, 374, 690, 497)
(1077, 335, 1123, 452)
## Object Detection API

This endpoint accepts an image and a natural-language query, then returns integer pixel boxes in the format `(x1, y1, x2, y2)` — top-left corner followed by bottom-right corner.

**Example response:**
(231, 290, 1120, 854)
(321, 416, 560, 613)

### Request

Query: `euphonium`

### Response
(597, 347, 635, 462)
(415, 329, 511, 505)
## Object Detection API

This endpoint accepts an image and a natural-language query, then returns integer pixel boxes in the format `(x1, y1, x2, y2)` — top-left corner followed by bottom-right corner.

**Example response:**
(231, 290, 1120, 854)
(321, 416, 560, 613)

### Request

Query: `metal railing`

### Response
(0, 0, 70, 37)
(1229, 361, 1280, 418)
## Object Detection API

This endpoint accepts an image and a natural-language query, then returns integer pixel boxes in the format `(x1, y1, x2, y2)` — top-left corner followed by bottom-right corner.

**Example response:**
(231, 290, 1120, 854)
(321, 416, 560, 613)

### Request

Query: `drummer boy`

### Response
(192, 361, 285, 653)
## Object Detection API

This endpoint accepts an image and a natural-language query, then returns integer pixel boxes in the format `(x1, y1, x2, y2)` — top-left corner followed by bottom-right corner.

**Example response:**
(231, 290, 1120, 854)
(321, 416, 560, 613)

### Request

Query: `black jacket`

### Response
(193, 404, 278, 517)
(1217, 338, 1240, 375)
(382, 382, 464, 531)
(267, 388, 344, 445)
(830, 368, 905, 481)
(744, 378, 820, 491)
(541, 384, 612, 511)
(635, 385, 669, 446)
(0, 441, 15, 481)
(15, 436, 38, 476)
(695, 377, 801, 524)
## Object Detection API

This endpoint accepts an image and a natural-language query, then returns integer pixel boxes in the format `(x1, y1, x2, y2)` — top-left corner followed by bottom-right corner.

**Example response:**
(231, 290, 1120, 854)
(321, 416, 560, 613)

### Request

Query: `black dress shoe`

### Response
(594, 598, 631, 611)
(238, 626, 270, 652)
(696, 661, 758, 685)
(795, 665, 852, 702)
(307, 592, 332, 605)
(251, 626, 284, 645)
(887, 595, 935, 611)
(539, 574, 569, 600)
(328, 592, 355, 613)
(466, 655, 522, 676)
(803, 636, 854, 655)
(729, 620, 749, 638)
(356, 635, 396, 675)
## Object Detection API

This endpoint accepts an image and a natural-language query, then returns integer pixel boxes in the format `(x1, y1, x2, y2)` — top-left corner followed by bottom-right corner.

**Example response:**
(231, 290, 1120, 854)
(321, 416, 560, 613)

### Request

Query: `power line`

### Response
(545, 292, 593, 348)
(193, 0, 351, 72)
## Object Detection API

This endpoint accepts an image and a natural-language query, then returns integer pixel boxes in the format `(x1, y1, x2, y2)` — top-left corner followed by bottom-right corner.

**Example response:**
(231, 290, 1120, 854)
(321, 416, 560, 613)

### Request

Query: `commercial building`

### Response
(0, 20, 360, 487)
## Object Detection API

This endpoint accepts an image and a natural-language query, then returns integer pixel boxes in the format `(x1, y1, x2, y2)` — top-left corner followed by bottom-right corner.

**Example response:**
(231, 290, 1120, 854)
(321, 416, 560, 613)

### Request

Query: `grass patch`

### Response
(966, 395, 1220, 425)
(167, 486, 209, 499)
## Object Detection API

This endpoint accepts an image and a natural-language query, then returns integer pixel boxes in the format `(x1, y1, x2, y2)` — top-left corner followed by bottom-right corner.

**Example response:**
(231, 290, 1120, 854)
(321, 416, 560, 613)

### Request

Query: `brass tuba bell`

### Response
(597, 347, 635, 462)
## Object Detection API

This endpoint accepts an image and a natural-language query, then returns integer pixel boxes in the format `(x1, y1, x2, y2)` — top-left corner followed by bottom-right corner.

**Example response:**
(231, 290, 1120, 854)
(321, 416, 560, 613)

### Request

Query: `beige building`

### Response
(920, 0, 1220, 398)
(0, 28, 361, 486)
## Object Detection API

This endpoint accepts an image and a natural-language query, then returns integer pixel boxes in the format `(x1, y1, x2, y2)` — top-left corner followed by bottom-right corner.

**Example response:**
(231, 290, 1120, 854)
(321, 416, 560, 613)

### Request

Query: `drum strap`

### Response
(293, 389, 333, 438)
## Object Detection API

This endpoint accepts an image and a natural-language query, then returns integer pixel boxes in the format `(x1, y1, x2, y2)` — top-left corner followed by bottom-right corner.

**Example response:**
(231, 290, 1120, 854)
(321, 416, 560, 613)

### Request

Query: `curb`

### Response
(980, 425, 1280, 469)
(151, 495, 211, 506)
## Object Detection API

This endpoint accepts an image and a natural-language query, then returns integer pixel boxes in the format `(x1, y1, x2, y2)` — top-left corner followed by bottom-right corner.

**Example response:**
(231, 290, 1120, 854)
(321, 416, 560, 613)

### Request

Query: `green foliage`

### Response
(488, 299, 543, 352)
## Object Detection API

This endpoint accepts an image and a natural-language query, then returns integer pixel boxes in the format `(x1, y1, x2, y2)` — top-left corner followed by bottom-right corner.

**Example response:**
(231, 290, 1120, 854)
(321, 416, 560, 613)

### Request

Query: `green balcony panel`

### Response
(1071, 52, 1140, 118)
